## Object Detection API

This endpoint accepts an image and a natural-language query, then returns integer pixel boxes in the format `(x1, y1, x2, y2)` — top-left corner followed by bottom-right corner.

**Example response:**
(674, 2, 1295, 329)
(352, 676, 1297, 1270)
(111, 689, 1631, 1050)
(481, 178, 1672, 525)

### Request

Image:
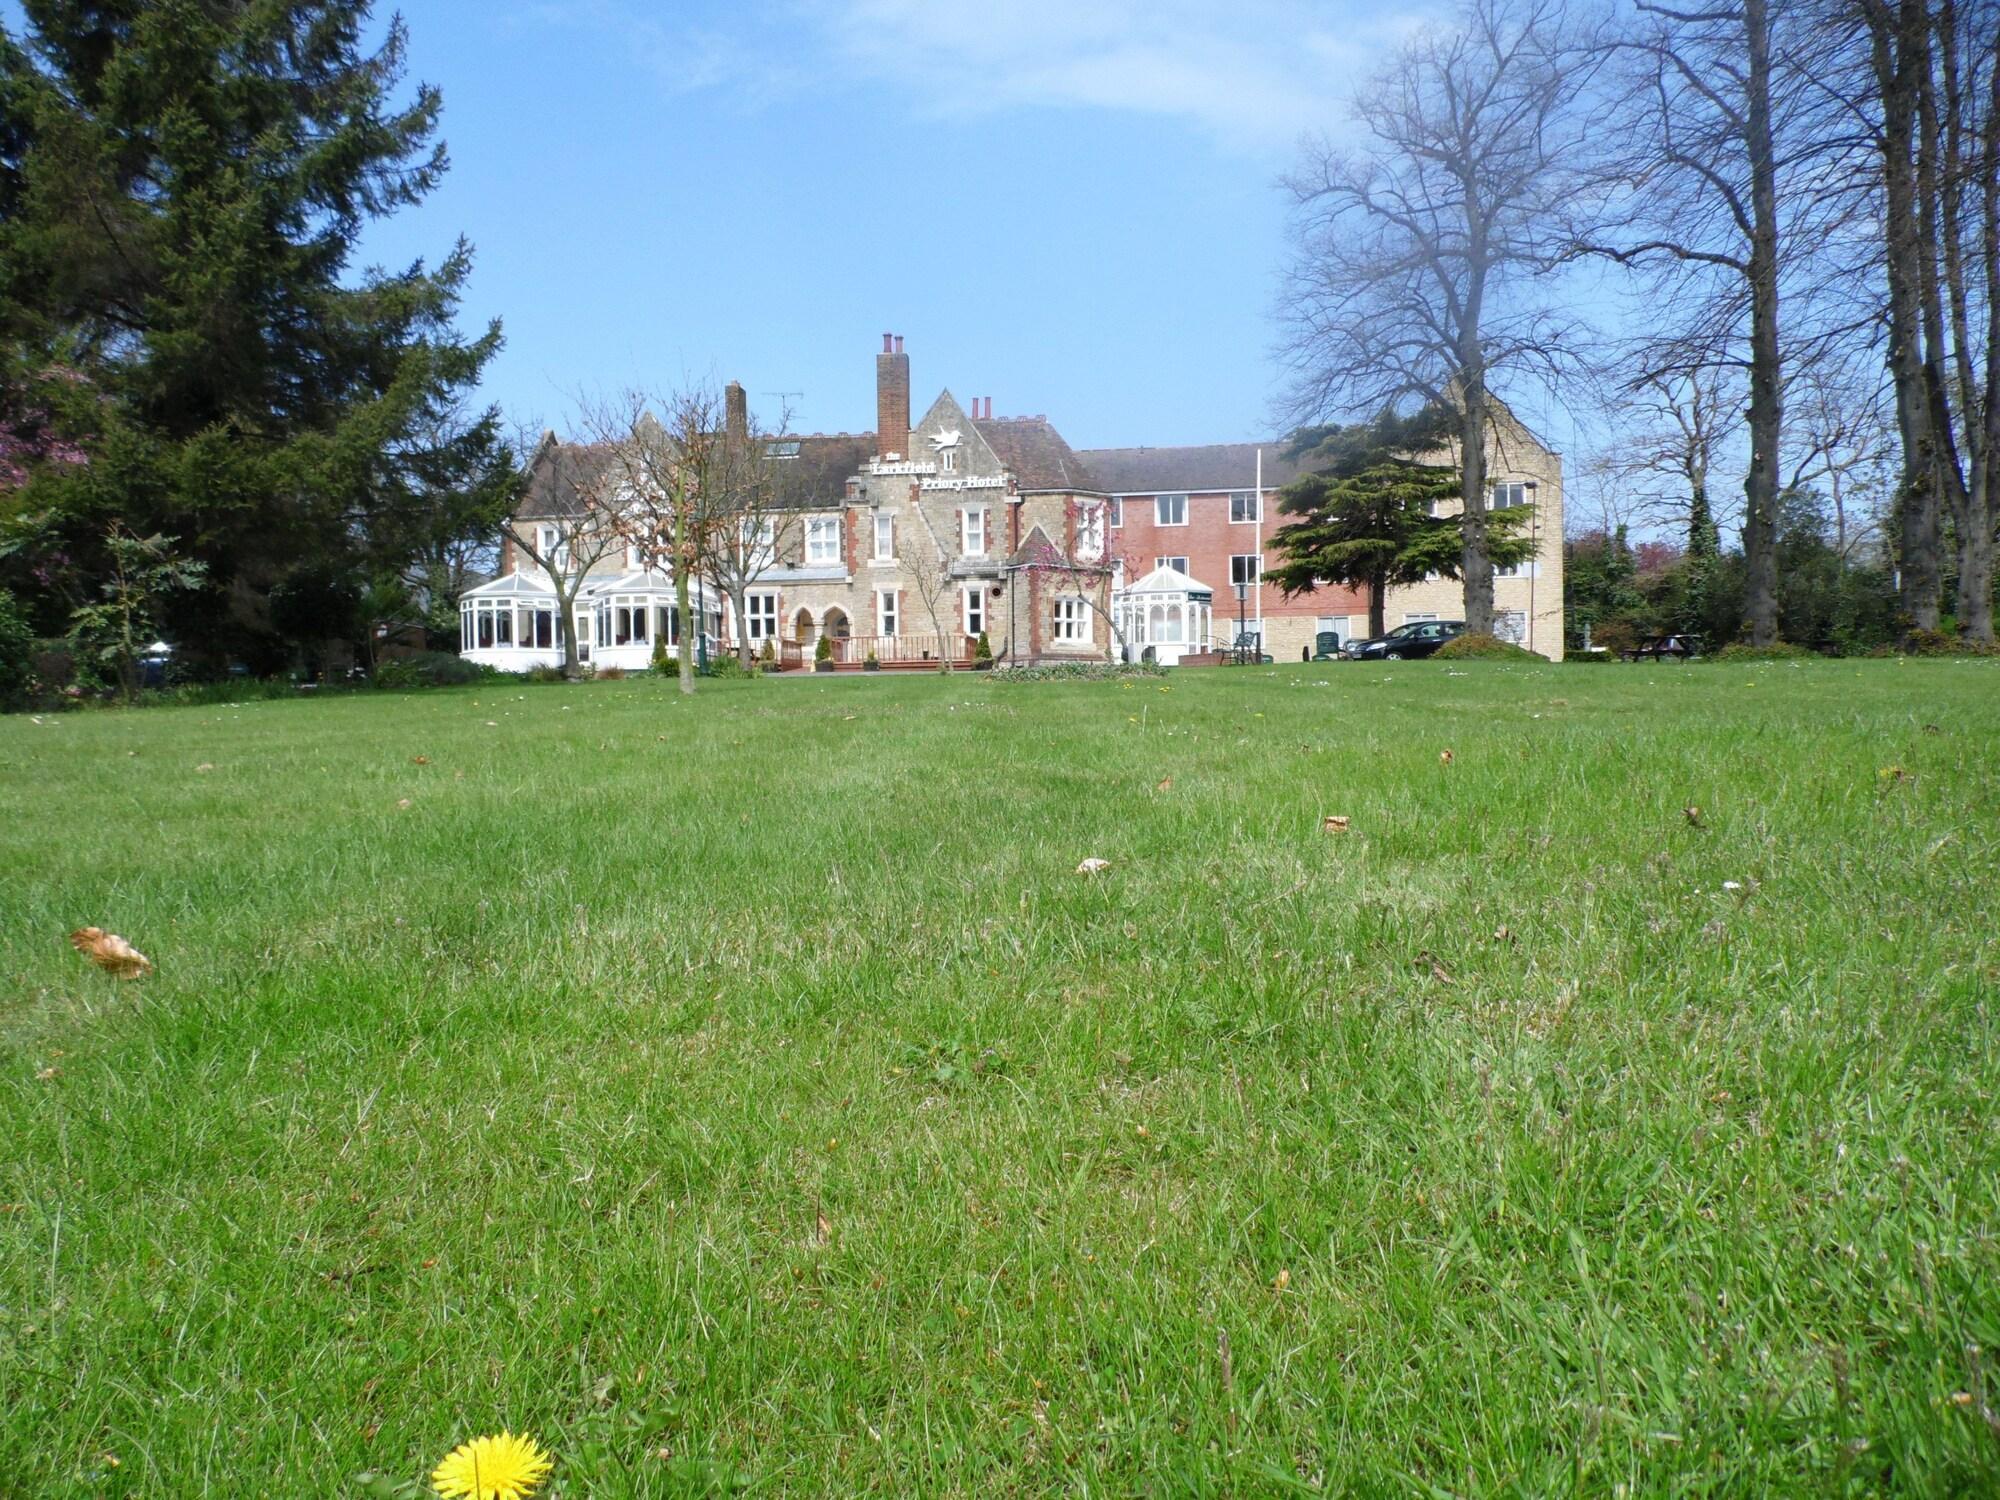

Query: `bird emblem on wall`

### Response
(929, 428, 961, 451)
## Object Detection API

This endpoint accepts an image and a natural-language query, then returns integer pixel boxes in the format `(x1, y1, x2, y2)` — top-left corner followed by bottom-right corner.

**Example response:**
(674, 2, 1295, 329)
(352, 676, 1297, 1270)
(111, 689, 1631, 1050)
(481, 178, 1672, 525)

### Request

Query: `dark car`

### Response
(1345, 620, 1466, 661)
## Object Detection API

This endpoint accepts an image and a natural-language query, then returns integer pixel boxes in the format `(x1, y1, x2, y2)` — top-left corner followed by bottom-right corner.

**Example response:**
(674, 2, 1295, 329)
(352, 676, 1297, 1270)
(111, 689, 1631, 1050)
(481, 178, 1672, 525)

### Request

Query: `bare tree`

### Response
(498, 426, 626, 679)
(1784, 354, 1896, 558)
(1593, 365, 1746, 540)
(689, 387, 808, 668)
(1279, 0, 1602, 636)
(896, 487, 965, 670)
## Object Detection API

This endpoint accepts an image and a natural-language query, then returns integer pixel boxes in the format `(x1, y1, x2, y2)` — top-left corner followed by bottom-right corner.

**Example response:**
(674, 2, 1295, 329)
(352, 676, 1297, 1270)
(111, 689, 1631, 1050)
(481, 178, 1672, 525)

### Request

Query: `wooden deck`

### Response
(775, 633, 977, 672)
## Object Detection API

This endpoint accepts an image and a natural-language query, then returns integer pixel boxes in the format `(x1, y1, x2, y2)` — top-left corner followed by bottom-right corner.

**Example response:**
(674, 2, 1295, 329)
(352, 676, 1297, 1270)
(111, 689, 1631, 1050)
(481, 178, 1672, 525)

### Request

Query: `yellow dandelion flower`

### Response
(432, 1431, 553, 1500)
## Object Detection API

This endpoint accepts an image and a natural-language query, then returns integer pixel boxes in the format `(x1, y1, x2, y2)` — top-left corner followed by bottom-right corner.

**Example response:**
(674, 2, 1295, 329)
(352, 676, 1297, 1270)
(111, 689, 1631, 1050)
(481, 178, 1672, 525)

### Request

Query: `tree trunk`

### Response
(1740, 0, 1781, 648)
(732, 593, 753, 668)
(1871, 0, 1946, 632)
(1457, 320, 1493, 636)
(674, 562, 695, 694)
(1368, 573, 1387, 639)
(557, 585, 583, 678)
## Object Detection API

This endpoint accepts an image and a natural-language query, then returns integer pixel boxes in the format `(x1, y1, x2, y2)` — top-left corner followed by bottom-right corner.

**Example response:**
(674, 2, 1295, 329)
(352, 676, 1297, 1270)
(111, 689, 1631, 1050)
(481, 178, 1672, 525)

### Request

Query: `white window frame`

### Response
(1109, 497, 1123, 528)
(940, 445, 959, 473)
(876, 589, 899, 637)
(962, 585, 987, 637)
(745, 591, 779, 641)
(536, 524, 569, 573)
(1489, 481, 1529, 510)
(1229, 491, 1260, 524)
(1229, 554, 1261, 589)
(805, 514, 841, 567)
(1403, 612, 1441, 625)
(1155, 555, 1189, 575)
(872, 511, 894, 561)
(1155, 494, 1188, 526)
(1053, 596, 1092, 645)
(961, 506, 988, 557)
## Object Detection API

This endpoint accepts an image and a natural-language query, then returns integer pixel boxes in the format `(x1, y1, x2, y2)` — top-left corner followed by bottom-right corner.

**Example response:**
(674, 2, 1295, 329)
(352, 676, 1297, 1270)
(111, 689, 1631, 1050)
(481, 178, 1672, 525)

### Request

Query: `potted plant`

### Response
(973, 631, 993, 670)
(759, 638, 776, 671)
(863, 649, 881, 672)
(814, 634, 835, 672)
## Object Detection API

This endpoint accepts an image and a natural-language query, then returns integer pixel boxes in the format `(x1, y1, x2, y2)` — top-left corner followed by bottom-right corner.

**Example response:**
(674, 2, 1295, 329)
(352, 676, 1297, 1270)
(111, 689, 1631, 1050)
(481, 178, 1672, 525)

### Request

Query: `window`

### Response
(765, 439, 801, 459)
(873, 511, 895, 561)
(876, 589, 899, 637)
(963, 586, 987, 637)
(961, 507, 988, 556)
(475, 605, 494, 648)
(740, 515, 776, 560)
(1155, 494, 1187, 526)
(1403, 612, 1440, 625)
(517, 606, 554, 649)
(1229, 491, 1260, 523)
(1112, 560, 1126, 593)
(1489, 481, 1529, 509)
(605, 597, 648, 646)
(494, 606, 514, 646)
(1109, 497, 1123, 528)
(626, 541, 643, 571)
(1496, 560, 1528, 579)
(1229, 554, 1261, 589)
(1155, 555, 1189, 575)
(1053, 596, 1091, 644)
(805, 515, 841, 566)
(940, 445, 958, 473)
(746, 592, 779, 641)
(571, 608, 593, 662)
(654, 604, 681, 645)
(536, 524, 568, 572)
(1075, 503, 1105, 560)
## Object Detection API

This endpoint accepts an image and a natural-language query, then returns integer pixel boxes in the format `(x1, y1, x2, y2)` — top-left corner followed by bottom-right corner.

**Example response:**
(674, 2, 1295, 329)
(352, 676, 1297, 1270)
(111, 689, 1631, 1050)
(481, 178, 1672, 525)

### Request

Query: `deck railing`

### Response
(776, 633, 975, 670)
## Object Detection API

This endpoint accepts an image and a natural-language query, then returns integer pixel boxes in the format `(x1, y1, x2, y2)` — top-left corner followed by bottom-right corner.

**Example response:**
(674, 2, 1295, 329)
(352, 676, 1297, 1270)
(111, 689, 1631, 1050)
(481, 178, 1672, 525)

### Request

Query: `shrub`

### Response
(651, 637, 672, 675)
(375, 651, 485, 689)
(759, 639, 776, 667)
(706, 652, 755, 679)
(815, 634, 834, 663)
(0, 590, 34, 711)
(1713, 642, 1809, 661)
(1434, 632, 1537, 661)
(525, 664, 567, 684)
(1898, 627, 1998, 657)
(974, 630, 992, 663)
(596, 665, 627, 681)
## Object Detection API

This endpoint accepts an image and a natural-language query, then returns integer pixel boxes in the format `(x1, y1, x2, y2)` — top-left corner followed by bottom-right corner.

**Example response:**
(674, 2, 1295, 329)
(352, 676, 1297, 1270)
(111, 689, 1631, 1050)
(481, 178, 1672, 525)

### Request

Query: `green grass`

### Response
(4, 661, 1999, 1496)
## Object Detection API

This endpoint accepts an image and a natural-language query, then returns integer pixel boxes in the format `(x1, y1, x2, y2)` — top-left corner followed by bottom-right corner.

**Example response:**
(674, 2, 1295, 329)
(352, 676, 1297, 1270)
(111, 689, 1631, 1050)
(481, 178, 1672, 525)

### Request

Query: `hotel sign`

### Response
(920, 475, 1006, 492)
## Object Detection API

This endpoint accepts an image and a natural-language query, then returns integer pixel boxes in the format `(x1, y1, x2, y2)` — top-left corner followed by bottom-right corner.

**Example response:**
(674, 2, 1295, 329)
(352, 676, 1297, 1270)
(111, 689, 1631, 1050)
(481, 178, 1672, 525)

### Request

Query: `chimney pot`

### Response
(876, 333, 911, 461)
(894, 335, 904, 354)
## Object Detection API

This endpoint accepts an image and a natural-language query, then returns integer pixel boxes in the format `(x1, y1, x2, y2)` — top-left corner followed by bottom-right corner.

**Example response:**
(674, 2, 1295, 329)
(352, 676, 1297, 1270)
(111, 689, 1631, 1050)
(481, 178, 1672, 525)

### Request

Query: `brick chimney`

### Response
(876, 333, 909, 461)
(724, 380, 748, 442)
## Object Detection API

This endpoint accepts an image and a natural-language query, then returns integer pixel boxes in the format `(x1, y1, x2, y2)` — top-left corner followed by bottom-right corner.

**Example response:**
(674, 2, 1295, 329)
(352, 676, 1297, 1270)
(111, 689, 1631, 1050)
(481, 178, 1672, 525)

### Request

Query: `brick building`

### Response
(460, 337, 1564, 669)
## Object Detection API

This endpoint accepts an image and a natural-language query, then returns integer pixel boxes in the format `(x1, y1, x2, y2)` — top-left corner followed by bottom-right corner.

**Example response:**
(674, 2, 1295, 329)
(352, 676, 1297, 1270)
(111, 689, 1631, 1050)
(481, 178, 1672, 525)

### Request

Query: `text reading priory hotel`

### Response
(459, 336, 1564, 669)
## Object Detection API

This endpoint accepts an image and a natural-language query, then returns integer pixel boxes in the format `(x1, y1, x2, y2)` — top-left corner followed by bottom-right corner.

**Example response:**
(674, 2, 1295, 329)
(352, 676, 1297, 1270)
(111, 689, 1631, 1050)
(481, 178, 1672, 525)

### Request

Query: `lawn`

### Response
(3, 660, 1998, 1497)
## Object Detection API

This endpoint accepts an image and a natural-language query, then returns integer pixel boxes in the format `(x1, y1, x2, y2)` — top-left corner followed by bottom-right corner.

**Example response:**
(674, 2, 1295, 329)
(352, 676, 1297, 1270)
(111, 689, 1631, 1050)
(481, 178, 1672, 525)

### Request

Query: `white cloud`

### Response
(521, 0, 1431, 155)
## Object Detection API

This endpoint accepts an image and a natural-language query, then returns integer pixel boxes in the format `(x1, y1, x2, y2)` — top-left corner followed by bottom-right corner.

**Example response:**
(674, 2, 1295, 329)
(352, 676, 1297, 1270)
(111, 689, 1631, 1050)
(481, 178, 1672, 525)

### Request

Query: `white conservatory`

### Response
(458, 569, 723, 673)
(1111, 564, 1216, 667)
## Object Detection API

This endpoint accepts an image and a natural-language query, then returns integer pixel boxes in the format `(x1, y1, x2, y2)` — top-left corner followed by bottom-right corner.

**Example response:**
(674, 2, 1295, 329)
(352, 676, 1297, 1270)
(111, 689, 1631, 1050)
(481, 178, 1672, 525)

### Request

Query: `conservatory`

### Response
(457, 568, 724, 673)
(1110, 564, 1215, 667)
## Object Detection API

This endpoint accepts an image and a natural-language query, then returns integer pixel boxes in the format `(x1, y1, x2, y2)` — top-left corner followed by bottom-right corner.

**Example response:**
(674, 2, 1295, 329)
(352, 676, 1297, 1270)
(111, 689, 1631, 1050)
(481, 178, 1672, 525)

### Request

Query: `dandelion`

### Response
(432, 1431, 552, 1500)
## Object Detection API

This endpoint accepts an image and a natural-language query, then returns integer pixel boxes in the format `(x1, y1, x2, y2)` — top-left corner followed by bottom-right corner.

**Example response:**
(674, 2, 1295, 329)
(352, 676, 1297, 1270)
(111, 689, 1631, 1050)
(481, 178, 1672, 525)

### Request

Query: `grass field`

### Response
(3, 660, 1999, 1497)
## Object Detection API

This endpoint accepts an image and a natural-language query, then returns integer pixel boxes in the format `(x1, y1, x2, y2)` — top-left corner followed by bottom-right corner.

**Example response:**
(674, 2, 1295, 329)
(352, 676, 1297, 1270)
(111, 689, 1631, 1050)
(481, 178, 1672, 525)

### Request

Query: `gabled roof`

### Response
(1122, 563, 1215, 597)
(972, 415, 1104, 493)
(769, 433, 874, 511)
(462, 571, 557, 599)
(514, 433, 618, 520)
(1077, 442, 1303, 495)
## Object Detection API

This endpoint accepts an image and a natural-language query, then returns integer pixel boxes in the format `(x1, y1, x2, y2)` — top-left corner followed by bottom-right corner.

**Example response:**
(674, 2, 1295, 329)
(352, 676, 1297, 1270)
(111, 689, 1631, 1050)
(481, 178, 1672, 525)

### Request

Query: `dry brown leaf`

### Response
(1416, 951, 1455, 984)
(68, 927, 152, 980)
(1322, 815, 1351, 834)
(410, 755, 431, 766)
(36, 1066, 59, 1081)
(1156, 777, 1173, 792)
(395, 798, 412, 810)
(194, 762, 215, 773)
(1439, 748, 1455, 766)
(816, 1207, 832, 1245)
(1493, 925, 1515, 945)
(1272, 1267, 1291, 1292)
(1076, 857, 1112, 876)
(1684, 805, 1704, 827)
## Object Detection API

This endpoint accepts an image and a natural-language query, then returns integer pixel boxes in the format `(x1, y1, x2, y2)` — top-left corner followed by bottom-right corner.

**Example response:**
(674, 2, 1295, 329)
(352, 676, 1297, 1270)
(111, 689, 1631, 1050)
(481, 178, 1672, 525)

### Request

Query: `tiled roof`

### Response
(514, 435, 616, 519)
(1076, 442, 1303, 495)
(973, 416, 1104, 493)
(770, 433, 873, 511)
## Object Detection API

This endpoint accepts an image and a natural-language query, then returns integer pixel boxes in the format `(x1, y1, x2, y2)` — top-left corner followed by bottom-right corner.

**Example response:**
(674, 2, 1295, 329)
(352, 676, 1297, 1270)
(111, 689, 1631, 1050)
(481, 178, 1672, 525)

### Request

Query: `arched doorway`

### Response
(822, 606, 851, 640)
(793, 606, 815, 645)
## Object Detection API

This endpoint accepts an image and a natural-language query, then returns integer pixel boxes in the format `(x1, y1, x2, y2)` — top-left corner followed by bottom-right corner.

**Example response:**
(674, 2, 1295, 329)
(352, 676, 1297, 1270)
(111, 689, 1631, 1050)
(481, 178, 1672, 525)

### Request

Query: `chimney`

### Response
(724, 380, 747, 442)
(876, 333, 910, 460)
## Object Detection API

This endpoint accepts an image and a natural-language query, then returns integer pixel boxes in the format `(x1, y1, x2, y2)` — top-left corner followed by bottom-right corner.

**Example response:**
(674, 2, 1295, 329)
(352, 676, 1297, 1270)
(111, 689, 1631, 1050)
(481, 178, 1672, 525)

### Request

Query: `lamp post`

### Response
(1235, 580, 1248, 660)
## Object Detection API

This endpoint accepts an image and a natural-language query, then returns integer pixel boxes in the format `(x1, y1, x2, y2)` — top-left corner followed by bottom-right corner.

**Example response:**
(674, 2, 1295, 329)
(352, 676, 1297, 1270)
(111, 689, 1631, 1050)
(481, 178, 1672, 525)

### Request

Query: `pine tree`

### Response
(1680, 479, 1721, 641)
(0, 1, 514, 667)
(1267, 407, 1534, 638)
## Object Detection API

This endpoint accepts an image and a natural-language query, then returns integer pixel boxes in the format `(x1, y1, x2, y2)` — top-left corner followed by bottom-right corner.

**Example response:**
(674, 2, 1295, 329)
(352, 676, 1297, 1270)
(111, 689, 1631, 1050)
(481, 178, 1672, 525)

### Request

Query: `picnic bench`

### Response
(1621, 634, 1699, 661)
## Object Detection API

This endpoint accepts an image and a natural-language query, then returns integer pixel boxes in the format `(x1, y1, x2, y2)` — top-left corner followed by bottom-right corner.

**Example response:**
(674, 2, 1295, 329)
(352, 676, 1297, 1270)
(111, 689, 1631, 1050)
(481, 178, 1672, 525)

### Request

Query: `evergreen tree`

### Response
(1679, 479, 1721, 642)
(0, 1, 515, 668)
(1268, 406, 1534, 638)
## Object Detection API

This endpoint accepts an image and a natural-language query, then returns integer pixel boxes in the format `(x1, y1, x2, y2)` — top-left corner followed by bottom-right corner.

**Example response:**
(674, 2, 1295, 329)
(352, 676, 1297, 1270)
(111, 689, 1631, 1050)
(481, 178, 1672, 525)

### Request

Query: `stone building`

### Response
(459, 336, 1564, 670)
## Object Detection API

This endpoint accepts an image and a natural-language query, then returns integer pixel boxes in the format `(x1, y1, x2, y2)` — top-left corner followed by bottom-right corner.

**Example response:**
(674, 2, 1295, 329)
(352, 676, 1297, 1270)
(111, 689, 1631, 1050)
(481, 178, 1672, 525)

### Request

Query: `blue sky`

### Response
(360, 1, 1429, 450)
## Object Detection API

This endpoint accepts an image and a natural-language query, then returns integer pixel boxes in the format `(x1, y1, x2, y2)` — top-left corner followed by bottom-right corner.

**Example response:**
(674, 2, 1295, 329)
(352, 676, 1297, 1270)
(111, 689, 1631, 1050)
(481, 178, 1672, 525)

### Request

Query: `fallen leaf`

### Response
(194, 762, 215, 772)
(421, 1258, 437, 1269)
(485, 720, 498, 727)
(395, 798, 412, 810)
(1439, 748, 1455, 766)
(68, 927, 152, 980)
(1322, 815, 1351, 834)
(1076, 857, 1112, 875)
(1416, 951, 1455, 984)
(410, 755, 431, 766)
(843, 715, 857, 722)
(1684, 805, 1704, 827)
(36, 1066, 58, 1081)
(1878, 764, 1908, 784)
(1493, 925, 1515, 944)
(1272, 1268, 1291, 1292)
(1922, 724, 1942, 736)
(1156, 776, 1173, 792)
(817, 1207, 832, 1245)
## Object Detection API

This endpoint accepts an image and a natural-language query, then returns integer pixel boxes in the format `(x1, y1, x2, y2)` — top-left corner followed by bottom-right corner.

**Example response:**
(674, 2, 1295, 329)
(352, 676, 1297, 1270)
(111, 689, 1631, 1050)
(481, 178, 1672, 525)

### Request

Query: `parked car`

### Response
(1345, 620, 1466, 661)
